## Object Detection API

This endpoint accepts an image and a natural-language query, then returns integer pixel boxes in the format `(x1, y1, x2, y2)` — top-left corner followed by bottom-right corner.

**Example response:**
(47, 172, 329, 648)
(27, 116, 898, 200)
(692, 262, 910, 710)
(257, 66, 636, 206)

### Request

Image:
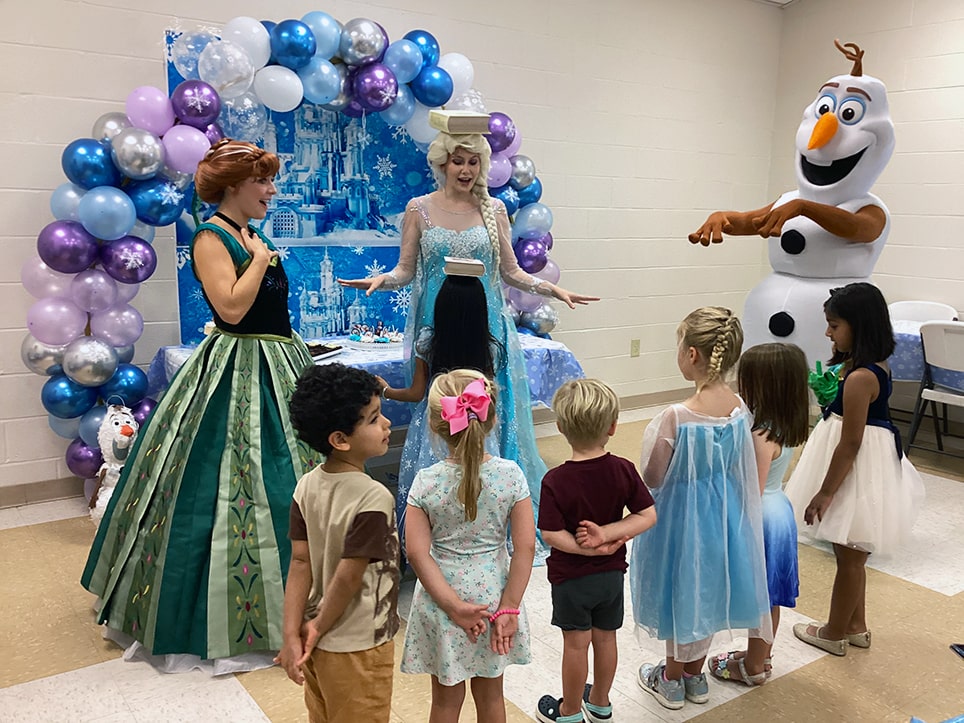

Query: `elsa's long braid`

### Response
(472, 181, 501, 281)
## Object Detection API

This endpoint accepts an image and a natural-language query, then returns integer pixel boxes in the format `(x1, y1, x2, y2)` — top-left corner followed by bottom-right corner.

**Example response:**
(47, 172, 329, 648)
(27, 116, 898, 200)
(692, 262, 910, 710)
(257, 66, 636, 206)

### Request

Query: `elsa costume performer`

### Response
(339, 128, 598, 551)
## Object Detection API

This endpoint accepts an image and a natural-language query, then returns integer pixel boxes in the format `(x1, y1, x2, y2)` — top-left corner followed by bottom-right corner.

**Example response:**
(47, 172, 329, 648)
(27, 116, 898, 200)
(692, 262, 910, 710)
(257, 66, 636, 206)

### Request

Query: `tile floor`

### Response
(2, 412, 963, 722)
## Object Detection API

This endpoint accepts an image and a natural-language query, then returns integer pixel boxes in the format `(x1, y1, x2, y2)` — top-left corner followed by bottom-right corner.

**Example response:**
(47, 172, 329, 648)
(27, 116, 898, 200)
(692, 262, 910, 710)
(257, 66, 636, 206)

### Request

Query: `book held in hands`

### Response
(443, 257, 486, 277)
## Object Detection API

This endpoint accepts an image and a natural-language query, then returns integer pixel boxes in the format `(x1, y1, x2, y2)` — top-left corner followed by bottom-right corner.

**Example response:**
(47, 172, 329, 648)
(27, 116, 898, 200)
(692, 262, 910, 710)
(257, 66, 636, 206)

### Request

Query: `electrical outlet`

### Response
(630, 339, 640, 357)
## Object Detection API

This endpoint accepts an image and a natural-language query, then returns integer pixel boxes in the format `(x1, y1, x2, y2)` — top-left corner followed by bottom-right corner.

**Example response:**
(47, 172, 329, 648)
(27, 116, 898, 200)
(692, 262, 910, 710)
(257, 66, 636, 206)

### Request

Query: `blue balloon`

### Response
(42, 374, 98, 419)
(402, 30, 439, 68)
(513, 202, 554, 239)
(409, 64, 453, 108)
(517, 326, 537, 336)
(301, 11, 342, 59)
(380, 84, 415, 126)
(79, 404, 108, 447)
(383, 39, 423, 84)
(50, 182, 86, 221)
(77, 186, 136, 240)
(49, 413, 81, 440)
(61, 138, 121, 190)
(99, 363, 148, 407)
(298, 56, 342, 105)
(271, 19, 316, 70)
(127, 178, 188, 226)
(517, 177, 543, 207)
(490, 184, 520, 216)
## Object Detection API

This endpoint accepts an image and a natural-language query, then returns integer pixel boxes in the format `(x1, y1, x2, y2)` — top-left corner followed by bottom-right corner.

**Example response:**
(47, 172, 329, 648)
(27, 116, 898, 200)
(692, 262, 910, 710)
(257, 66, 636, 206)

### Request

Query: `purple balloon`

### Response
(115, 281, 140, 303)
(504, 127, 523, 157)
(37, 220, 98, 274)
(538, 231, 554, 251)
(203, 122, 224, 145)
(162, 125, 211, 174)
(27, 297, 88, 345)
(487, 153, 512, 187)
(508, 286, 543, 313)
(126, 86, 175, 136)
(170, 80, 222, 129)
(353, 63, 398, 112)
(21, 257, 73, 299)
(131, 396, 158, 426)
(514, 237, 548, 274)
(90, 304, 144, 347)
(66, 437, 103, 478)
(487, 112, 517, 153)
(100, 236, 158, 284)
(534, 258, 560, 285)
(70, 268, 118, 312)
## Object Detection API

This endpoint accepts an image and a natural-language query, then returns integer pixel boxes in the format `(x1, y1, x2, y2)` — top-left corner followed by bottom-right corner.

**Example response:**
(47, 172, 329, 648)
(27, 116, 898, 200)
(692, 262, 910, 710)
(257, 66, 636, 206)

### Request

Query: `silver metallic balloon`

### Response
(114, 343, 136, 364)
(111, 127, 166, 180)
(158, 164, 194, 191)
(338, 18, 387, 66)
(520, 303, 558, 335)
(62, 336, 119, 387)
(509, 155, 536, 190)
(21, 333, 66, 376)
(508, 305, 523, 325)
(91, 112, 132, 142)
(321, 64, 351, 111)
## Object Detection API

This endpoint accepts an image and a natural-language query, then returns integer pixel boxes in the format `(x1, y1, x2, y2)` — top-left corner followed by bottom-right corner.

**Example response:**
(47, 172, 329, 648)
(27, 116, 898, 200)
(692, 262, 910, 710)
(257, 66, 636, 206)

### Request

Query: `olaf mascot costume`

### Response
(689, 40, 895, 366)
(89, 405, 139, 524)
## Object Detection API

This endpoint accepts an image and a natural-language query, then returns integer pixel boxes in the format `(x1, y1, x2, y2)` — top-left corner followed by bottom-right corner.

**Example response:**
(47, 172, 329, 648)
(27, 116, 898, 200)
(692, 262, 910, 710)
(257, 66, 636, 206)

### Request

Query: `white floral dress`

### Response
(401, 457, 532, 685)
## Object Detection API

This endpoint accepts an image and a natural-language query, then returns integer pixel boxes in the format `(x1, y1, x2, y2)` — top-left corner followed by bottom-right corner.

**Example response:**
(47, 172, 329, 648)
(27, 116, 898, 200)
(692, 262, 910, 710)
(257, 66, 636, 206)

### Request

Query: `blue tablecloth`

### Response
(147, 334, 585, 427)
(890, 319, 964, 389)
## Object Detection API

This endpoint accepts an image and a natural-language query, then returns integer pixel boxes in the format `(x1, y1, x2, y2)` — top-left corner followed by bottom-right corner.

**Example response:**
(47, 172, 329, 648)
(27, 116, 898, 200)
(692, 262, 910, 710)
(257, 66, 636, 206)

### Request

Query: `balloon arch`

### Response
(22, 12, 561, 481)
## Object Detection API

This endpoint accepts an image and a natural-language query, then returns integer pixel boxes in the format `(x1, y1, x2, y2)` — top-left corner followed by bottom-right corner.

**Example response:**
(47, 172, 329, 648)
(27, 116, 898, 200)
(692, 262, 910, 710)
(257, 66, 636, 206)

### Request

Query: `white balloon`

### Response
(438, 53, 475, 99)
(253, 66, 305, 113)
(405, 103, 439, 145)
(222, 16, 271, 69)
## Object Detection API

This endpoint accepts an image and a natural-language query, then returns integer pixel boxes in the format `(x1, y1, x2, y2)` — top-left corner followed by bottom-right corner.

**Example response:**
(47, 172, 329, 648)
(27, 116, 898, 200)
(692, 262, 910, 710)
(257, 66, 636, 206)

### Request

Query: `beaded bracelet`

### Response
(488, 608, 520, 623)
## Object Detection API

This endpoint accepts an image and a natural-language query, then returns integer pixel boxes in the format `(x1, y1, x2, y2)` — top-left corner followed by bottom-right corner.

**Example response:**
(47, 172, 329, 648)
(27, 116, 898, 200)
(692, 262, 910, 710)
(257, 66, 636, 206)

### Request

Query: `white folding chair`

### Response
(888, 300, 958, 323)
(906, 321, 964, 457)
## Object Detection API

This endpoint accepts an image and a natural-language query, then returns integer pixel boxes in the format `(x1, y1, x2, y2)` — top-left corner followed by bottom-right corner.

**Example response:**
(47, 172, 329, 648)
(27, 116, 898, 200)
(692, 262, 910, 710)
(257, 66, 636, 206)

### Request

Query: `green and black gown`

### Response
(82, 223, 319, 670)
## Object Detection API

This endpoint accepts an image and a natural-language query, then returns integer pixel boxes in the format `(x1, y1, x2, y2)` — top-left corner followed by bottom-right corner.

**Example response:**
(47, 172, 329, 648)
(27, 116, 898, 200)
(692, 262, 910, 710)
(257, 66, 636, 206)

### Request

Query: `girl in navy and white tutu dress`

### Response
(786, 283, 924, 657)
(709, 343, 811, 687)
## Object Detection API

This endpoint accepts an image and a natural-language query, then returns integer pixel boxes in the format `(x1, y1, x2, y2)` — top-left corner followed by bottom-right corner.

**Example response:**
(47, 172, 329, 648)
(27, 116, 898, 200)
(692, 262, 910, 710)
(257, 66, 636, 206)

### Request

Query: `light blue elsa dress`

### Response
(383, 194, 549, 545)
(630, 402, 772, 661)
(761, 446, 799, 608)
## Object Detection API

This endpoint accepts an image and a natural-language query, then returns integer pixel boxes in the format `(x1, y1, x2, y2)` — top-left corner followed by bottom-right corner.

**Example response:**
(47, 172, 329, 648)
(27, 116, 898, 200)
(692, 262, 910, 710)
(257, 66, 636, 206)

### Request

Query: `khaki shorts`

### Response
(302, 639, 395, 723)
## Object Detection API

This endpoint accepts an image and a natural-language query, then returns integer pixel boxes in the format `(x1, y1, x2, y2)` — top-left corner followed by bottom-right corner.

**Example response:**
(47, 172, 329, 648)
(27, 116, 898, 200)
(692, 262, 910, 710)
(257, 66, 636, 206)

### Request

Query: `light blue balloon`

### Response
(49, 413, 81, 440)
(383, 40, 423, 84)
(50, 183, 86, 221)
(513, 202, 554, 240)
(301, 11, 343, 59)
(381, 85, 416, 126)
(298, 56, 342, 105)
(79, 404, 107, 447)
(77, 186, 136, 240)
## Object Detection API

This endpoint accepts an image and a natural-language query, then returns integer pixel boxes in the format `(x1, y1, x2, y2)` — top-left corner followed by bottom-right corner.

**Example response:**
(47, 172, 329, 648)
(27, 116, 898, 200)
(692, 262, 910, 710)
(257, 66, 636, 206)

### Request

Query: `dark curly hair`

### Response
(289, 363, 382, 454)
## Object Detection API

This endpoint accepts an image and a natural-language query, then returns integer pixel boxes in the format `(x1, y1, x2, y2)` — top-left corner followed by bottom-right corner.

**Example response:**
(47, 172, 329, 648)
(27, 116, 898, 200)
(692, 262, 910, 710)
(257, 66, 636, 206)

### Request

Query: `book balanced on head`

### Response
(429, 109, 491, 134)
(443, 256, 486, 277)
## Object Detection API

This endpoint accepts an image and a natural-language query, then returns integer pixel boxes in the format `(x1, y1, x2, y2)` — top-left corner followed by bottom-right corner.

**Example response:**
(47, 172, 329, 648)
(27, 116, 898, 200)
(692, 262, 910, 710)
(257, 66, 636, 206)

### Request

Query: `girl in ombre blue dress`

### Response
(709, 343, 811, 687)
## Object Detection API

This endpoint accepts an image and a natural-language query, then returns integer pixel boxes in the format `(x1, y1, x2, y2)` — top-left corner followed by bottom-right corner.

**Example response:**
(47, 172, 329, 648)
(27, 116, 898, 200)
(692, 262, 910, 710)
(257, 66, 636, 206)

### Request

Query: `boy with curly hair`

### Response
(277, 363, 399, 723)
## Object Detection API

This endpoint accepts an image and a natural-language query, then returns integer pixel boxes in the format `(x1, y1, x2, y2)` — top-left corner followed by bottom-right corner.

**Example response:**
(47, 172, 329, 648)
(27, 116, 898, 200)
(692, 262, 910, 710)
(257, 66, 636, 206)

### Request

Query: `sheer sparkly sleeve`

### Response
(494, 199, 554, 296)
(640, 406, 679, 489)
(382, 199, 423, 289)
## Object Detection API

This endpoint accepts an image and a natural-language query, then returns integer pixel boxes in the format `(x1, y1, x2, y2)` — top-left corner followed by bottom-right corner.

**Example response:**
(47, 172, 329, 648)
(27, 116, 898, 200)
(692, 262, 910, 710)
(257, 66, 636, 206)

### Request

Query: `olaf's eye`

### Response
(815, 94, 836, 117)
(838, 97, 866, 125)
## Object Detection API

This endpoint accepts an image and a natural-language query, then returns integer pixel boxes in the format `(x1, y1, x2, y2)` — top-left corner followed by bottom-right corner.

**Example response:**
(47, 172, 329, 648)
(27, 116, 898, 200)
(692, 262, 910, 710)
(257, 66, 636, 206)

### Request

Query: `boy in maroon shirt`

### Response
(535, 379, 657, 723)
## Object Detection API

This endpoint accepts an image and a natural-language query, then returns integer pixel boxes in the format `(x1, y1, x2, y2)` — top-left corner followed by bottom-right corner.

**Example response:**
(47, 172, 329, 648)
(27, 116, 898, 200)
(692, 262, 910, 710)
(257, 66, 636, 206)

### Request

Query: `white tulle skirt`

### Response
(785, 415, 925, 557)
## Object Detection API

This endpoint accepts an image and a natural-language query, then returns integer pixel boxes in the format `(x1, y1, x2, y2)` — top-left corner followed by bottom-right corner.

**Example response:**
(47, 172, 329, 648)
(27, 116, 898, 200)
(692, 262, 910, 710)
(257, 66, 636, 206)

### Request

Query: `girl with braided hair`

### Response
(83, 139, 318, 672)
(339, 130, 597, 549)
(629, 307, 772, 711)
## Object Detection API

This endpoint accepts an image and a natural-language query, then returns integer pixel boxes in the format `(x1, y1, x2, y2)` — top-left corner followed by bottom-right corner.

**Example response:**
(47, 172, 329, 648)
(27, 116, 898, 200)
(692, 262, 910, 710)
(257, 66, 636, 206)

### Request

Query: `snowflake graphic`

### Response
(120, 248, 145, 270)
(391, 287, 411, 314)
(276, 246, 290, 261)
(191, 287, 206, 303)
(351, 246, 365, 255)
(186, 94, 208, 112)
(365, 260, 386, 278)
(176, 248, 192, 269)
(502, 187, 520, 206)
(158, 183, 184, 206)
(357, 130, 373, 149)
(378, 87, 398, 106)
(391, 126, 410, 144)
(375, 155, 396, 179)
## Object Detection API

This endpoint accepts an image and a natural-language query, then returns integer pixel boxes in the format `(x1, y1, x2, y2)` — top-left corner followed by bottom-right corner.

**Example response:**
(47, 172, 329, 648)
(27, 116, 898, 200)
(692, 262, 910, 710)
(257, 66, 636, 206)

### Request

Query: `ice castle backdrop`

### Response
(167, 43, 434, 346)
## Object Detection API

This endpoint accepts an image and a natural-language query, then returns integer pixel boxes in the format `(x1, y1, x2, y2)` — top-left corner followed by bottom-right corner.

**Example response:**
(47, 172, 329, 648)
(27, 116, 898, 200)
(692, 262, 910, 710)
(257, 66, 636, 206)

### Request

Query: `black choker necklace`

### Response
(214, 211, 246, 233)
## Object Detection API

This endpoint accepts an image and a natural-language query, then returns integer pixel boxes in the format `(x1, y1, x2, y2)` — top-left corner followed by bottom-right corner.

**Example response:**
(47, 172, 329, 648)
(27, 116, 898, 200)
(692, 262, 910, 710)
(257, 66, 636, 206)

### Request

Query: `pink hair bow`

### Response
(440, 378, 491, 434)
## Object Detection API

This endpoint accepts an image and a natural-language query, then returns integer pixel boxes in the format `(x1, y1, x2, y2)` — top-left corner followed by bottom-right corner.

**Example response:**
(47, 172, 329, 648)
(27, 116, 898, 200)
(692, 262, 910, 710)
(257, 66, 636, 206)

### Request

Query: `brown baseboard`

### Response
(0, 476, 85, 509)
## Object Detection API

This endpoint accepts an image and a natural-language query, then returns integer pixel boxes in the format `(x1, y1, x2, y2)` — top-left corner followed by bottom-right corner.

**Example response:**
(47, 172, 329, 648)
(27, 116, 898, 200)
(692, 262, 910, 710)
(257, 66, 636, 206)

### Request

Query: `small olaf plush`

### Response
(89, 404, 139, 524)
(690, 40, 895, 366)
